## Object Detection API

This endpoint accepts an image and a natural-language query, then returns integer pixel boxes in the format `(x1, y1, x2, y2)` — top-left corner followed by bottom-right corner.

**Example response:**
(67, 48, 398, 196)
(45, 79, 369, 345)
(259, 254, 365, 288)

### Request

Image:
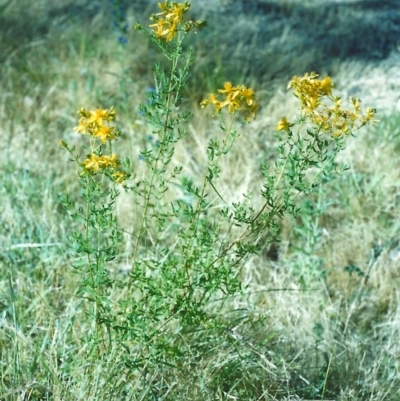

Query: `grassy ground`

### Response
(1, 0, 400, 399)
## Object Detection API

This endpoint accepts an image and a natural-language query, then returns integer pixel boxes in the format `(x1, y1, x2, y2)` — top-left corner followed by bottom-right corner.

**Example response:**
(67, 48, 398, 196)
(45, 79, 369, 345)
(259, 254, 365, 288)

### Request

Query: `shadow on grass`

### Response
(194, 0, 400, 84)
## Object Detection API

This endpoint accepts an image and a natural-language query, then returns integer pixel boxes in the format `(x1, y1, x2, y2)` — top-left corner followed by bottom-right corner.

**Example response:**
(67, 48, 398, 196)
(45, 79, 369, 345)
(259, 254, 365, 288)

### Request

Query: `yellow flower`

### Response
(86, 107, 116, 125)
(150, 1, 191, 41)
(77, 107, 90, 118)
(150, 19, 168, 39)
(239, 86, 255, 106)
(332, 119, 349, 137)
(84, 154, 102, 173)
(74, 107, 118, 142)
(288, 73, 333, 112)
(88, 109, 108, 125)
(202, 83, 258, 120)
(220, 97, 241, 114)
(157, 1, 168, 13)
(200, 93, 221, 111)
(243, 104, 258, 122)
(92, 124, 116, 144)
(311, 114, 330, 131)
(100, 154, 118, 169)
(319, 76, 333, 96)
(218, 82, 234, 95)
(305, 96, 320, 112)
(165, 2, 190, 24)
(74, 117, 88, 134)
(150, 19, 178, 41)
(284, 73, 377, 138)
(276, 117, 293, 132)
(106, 106, 117, 121)
(111, 171, 128, 184)
(165, 23, 178, 41)
(84, 154, 118, 173)
(364, 107, 377, 122)
(350, 97, 361, 112)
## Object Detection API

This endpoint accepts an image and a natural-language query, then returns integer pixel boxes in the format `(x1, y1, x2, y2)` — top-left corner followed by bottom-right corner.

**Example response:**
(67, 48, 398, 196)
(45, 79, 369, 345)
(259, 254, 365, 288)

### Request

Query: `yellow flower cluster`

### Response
(74, 107, 118, 144)
(201, 82, 258, 122)
(84, 154, 117, 172)
(74, 107, 127, 183)
(276, 72, 377, 138)
(149, 1, 191, 41)
(288, 72, 334, 110)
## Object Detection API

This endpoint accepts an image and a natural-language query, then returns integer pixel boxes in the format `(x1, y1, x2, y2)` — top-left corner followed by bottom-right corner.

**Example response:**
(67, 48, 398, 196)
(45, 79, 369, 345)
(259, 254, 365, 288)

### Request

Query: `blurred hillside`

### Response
(203, 0, 400, 76)
(2, 0, 399, 111)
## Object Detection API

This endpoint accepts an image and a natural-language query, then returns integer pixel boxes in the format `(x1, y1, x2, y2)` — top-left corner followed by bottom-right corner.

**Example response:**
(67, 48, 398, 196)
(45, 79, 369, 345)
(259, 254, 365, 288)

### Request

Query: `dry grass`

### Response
(1, 0, 400, 399)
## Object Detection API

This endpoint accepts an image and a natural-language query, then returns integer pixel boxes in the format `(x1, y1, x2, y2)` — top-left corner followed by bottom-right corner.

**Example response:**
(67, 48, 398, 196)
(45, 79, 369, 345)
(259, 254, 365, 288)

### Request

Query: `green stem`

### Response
(132, 36, 184, 267)
(84, 175, 98, 340)
(181, 114, 236, 293)
(206, 126, 340, 273)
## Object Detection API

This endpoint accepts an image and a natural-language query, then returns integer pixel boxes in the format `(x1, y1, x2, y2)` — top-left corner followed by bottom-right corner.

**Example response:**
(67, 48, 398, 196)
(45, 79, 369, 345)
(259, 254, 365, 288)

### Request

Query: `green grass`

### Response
(1, 1, 400, 400)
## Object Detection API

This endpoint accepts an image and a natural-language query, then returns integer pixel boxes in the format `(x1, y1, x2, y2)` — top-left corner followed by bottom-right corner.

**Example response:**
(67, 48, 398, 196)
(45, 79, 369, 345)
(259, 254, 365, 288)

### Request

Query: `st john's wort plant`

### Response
(61, 0, 377, 376)
(61, 107, 129, 350)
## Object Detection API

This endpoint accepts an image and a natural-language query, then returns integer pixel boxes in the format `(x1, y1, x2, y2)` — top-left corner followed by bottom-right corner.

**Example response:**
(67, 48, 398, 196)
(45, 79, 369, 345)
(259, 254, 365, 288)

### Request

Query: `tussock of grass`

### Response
(1, 1, 400, 400)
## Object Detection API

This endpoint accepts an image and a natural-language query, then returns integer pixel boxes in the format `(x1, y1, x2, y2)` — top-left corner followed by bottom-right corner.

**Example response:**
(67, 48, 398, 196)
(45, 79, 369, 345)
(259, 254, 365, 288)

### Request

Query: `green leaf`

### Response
(0, 0, 13, 15)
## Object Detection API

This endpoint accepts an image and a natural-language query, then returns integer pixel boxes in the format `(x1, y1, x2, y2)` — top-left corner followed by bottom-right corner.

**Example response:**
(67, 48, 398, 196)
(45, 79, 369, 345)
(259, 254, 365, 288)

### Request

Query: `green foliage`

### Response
(0, 0, 13, 15)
